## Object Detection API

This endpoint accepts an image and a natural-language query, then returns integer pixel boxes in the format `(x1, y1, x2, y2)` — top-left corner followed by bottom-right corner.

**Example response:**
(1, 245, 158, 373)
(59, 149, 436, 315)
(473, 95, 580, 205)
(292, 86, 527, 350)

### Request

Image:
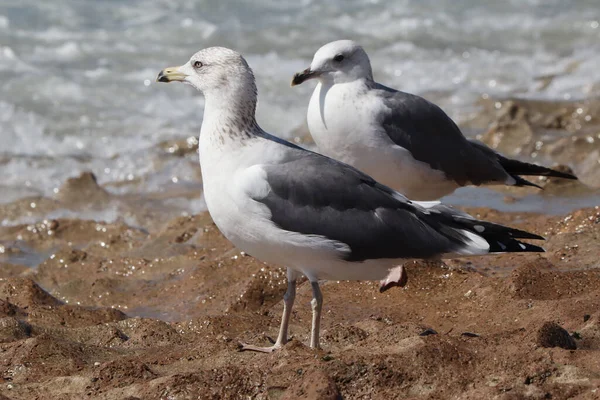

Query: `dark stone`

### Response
(536, 322, 577, 350)
(419, 328, 438, 337)
(583, 314, 591, 322)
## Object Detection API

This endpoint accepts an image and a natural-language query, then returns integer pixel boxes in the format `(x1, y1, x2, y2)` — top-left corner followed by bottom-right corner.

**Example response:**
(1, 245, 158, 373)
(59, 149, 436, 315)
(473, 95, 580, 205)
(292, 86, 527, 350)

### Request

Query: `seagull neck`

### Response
(201, 93, 260, 145)
(324, 76, 373, 88)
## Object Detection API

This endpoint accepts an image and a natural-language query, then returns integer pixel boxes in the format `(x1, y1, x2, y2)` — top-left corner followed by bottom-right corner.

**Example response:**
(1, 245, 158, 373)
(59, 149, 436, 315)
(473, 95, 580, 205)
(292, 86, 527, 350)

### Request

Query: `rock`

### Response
(0, 278, 62, 308)
(0, 317, 31, 343)
(0, 262, 28, 279)
(480, 102, 536, 157)
(281, 369, 341, 400)
(322, 324, 368, 345)
(57, 171, 110, 204)
(1, 334, 94, 383)
(536, 322, 577, 350)
(28, 304, 127, 329)
(91, 358, 157, 390)
(465, 97, 600, 187)
(229, 266, 287, 312)
(115, 317, 182, 348)
(0, 298, 18, 317)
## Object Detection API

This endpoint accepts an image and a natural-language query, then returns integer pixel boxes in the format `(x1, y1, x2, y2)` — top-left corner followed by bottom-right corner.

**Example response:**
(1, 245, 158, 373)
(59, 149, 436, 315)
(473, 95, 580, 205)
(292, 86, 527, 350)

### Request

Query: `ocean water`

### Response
(1, 0, 599, 220)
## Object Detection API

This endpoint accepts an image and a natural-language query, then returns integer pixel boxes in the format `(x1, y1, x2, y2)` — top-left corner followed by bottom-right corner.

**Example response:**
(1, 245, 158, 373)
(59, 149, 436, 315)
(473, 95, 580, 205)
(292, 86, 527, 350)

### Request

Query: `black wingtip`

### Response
(499, 156, 578, 182)
(455, 217, 545, 241)
(547, 170, 578, 180)
(512, 175, 543, 189)
(502, 226, 545, 241)
(515, 169, 578, 181)
(488, 239, 545, 253)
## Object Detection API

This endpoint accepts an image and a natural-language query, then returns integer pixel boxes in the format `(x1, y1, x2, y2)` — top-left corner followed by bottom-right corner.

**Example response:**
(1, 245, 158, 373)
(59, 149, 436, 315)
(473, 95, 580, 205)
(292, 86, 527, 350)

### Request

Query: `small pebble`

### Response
(419, 328, 438, 336)
(583, 314, 591, 322)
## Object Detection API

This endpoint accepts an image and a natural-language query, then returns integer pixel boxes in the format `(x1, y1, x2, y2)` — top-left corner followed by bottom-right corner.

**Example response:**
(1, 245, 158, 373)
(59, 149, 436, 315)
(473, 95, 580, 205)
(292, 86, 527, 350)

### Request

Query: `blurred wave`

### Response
(1, 0, 599, 208)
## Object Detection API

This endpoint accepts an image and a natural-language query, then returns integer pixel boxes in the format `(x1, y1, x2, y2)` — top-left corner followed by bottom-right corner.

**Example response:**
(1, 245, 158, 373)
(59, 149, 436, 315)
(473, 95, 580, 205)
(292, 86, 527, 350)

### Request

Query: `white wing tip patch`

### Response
(414, 200, 441, 209)
(459, 229, 490, 255)
(474, 225, 485, 233)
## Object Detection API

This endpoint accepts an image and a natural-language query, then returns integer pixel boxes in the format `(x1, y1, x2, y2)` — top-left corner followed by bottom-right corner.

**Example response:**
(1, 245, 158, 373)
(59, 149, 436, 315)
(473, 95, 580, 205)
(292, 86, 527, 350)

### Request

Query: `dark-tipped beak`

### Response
(156, 66, 187, 83)
(291, 68, 319, 87)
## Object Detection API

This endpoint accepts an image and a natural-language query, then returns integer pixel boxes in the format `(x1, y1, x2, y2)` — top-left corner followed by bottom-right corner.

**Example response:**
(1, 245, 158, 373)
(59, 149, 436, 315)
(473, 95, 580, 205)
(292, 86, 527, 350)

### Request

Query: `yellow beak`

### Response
(156, 66, 187, 83)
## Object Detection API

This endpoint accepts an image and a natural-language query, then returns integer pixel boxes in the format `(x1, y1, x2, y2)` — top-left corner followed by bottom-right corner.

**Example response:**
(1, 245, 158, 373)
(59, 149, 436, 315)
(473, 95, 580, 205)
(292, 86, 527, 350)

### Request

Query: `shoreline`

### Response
(1, 201, 599, 398)
(0, 95, 599, 398)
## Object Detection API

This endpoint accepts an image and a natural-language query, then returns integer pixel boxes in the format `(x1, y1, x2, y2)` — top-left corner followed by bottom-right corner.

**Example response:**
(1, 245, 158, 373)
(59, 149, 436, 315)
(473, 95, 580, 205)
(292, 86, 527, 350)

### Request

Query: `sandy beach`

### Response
(1, 98, 599, 399)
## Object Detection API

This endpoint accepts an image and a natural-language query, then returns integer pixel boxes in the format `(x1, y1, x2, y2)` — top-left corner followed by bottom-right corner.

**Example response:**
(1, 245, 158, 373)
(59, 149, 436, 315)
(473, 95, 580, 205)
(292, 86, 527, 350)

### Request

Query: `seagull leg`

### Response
(239, 268, 298, 353)
(309, 280, 323, 349)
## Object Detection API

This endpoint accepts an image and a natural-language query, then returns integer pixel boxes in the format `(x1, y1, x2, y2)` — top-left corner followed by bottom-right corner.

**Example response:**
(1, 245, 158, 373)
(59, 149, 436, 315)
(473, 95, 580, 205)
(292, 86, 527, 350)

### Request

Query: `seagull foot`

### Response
(238, 342, 283, 353)
(379, 265, 408, 293)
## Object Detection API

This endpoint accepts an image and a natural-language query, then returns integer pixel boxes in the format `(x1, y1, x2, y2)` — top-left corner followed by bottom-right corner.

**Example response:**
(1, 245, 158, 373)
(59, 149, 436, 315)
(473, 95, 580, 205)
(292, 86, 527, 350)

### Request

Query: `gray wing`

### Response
(252, 150, 543, 262)
(374, 84, 510, 186)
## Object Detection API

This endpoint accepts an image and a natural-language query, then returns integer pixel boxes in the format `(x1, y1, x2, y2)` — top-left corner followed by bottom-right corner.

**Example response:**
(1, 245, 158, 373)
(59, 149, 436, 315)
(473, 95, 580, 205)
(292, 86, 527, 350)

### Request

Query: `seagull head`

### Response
(157, 47, 256, 98)
(291, 40, 373, 86)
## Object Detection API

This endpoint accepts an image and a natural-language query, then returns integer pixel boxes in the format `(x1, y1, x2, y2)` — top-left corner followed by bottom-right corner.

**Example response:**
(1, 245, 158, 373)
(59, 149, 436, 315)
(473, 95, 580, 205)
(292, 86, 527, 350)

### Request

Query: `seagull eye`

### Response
(193, 61, 203, 68)
(333, 54, 344, 63)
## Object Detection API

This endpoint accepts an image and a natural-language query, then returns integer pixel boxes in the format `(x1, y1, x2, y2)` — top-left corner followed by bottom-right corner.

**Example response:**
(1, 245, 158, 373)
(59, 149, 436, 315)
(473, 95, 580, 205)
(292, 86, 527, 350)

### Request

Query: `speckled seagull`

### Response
(291, 40, 576, 201)
(157, 47, 544, 353)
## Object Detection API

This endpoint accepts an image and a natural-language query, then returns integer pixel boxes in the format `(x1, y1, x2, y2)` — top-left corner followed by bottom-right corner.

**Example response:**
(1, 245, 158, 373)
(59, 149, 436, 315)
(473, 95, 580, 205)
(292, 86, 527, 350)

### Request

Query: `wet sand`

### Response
(1, 98, 600, 399)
